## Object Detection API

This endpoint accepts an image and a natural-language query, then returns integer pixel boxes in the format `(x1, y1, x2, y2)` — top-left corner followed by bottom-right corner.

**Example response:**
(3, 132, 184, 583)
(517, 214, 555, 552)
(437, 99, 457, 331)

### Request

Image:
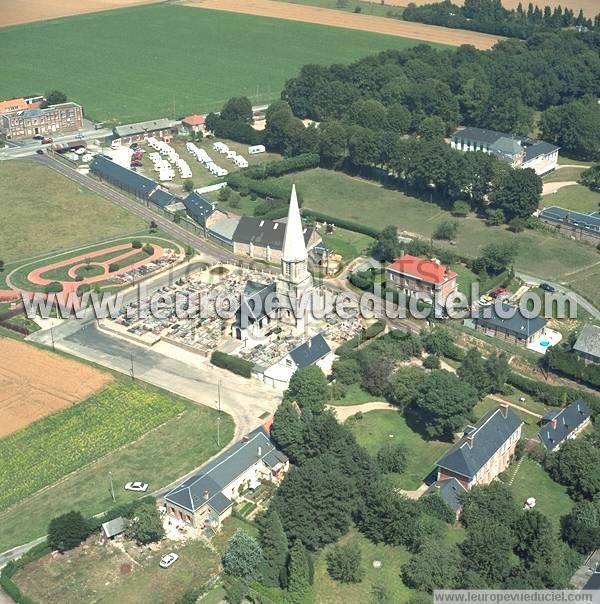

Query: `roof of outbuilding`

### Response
(149, 187, 178, 208)
(101, 516, 128, 538)
(114, 118, 178, 137)
(232, 216, 313, 250)
(164, 426, 287, 513)
(573, 324, 600, 360)
(90, 154, 157, 198)
(538, 399, 592, 451)
(426, 478, 467, 512)
(436, 407, 523, 480)
(474, 302, 546, 339)
(183, 191, 216, 225)
(183, 114, 205, 126)
(539, 206, 600, 233)
(289, 333, 331, 369)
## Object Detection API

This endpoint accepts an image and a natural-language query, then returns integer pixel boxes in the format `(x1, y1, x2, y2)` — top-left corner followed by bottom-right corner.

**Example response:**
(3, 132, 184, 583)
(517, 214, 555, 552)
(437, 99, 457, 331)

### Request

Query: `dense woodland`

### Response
(403, 0, 600, 39)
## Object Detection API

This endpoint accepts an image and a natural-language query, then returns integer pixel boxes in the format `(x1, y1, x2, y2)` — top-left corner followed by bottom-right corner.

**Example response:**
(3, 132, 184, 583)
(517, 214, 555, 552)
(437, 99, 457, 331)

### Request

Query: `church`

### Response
(232, 184, 316, 341)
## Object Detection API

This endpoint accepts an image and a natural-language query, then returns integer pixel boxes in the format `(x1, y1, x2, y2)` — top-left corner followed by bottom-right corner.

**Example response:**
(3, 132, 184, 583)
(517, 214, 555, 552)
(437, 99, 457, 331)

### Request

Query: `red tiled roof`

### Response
(0, 98, 28, 114)
(182, 114, 205, 126)
(387, 254, 457, 284)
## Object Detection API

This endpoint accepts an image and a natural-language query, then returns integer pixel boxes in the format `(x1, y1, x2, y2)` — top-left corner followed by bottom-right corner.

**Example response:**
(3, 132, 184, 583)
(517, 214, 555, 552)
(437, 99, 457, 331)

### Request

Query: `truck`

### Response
(51, 140, 87, 153)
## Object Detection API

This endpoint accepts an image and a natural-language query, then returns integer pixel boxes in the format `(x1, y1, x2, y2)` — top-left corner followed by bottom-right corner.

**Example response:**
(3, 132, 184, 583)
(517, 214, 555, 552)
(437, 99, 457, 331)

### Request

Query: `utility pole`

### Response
(108, 471, 115, 503)
(130, 353, 134, 381)
(217, 379, 222, 447)
(50, 326, 55, 353)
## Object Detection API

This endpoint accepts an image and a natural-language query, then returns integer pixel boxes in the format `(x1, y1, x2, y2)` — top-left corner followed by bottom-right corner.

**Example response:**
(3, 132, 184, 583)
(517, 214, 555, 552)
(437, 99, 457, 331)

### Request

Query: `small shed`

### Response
(101, 516, 128, 541)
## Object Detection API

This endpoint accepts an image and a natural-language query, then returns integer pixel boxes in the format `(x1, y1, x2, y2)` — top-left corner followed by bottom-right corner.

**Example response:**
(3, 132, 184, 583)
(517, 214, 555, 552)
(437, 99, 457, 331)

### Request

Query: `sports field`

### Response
(0, 4, 446, 124)
(0, 161, 145, 264)
(0, 338, 111, 437)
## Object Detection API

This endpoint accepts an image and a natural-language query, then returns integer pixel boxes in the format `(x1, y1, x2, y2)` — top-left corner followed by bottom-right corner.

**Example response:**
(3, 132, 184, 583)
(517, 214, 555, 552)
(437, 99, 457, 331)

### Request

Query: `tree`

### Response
(256, 509, 289, 588)
(376, 442, 408, 474)
(485, 208, 505, 226)
(326, 543, 364, 583)
(387, 103, 411, 134)
(580, 165, 600, 192)
(320, 121, 347, 167)
(0, 260, 4, 271)
(417, 116, 446, 140)
(284, 365, 329, 413)
(419, 492, 455, 524)
(371, 225, 401, 262)
(561, 500, 600, 554)
(265, 101, 294, 153)
(221, 96, 253, 123)
(422, 354, 440, 369)
(421, 328, 457, 357)
(47, 511, 88, 552)
(41, 90, 67, 108)
(474, 242, 516, 276)
(349, 99, 388, 131)
(272, 399, 305, 463)
(183, 179, 194, 193)
(484, 352, 510, 393)
(126, 501, 164, 545)
(457, 347, 489, 397)
(460, 482, 520, 531)
(452, 200, 471, 217)
(413, 370, 478, 439)
(433, 221, 459, 241)
(287, 541, 311, 603)
(547, 439, 600, 500)
(492, 168, 542, 221)
(385, 366, 424, 409)
(332, 357, 360, 385)
(514, 510, 555, 567)
(222, 529, 264, 582)
(402, 539, 462, 592)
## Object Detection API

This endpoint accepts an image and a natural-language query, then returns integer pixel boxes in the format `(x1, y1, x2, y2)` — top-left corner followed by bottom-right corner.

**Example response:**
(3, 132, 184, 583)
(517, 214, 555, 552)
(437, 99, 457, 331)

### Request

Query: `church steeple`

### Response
(282, 184, 307, 263)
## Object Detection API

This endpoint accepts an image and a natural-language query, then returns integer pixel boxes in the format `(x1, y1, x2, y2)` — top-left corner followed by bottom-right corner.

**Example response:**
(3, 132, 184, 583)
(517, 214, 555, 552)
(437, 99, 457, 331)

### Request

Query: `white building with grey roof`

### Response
(573, 324, 600, 365)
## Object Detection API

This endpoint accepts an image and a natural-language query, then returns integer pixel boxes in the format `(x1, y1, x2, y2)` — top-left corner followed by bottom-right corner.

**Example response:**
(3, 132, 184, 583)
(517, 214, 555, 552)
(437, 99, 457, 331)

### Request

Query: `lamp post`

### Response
(108, 471, 115, 503)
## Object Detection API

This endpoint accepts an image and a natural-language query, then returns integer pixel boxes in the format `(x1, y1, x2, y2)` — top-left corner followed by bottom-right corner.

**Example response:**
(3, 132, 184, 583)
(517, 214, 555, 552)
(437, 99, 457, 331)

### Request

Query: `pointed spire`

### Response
(282, 184, 307, 262)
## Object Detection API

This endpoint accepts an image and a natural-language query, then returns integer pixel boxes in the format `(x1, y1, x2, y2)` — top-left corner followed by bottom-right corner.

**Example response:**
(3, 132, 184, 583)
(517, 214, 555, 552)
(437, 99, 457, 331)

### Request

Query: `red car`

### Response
(41, 137, 53, 144)
(490, 287, 509, 298)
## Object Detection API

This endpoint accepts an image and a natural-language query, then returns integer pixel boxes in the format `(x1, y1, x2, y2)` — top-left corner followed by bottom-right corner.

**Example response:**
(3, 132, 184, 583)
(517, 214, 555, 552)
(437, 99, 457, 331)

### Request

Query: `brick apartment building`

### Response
(0, 101, 83, 140)
(386, 253, 458, 305)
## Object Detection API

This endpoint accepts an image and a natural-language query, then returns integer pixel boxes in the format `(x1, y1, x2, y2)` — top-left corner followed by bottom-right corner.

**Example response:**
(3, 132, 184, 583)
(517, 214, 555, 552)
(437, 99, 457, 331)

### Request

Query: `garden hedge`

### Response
(210, 351, 254, 378)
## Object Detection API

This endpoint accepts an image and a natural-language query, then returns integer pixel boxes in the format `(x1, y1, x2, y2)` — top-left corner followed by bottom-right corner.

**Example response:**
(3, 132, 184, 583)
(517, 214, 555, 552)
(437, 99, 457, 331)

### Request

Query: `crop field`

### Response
(0, 380, 186, 511)
(0, 338, 112, 438)
(0, 160, 145, 264)
(0, 4, 443, 124)
(276, 168, 600, 285)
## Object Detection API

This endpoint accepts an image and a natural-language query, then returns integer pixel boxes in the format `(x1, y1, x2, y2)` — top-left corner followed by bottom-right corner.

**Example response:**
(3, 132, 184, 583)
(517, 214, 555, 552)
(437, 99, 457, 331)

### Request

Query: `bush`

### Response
(423, 354, 441, 369)
(243, 153, 320, 180)
(326, 543, 365, 583)
(108, 262, 120, 273)
(433, 220, 459, 240)
(218, 186, 231, 201)
(376, 442, 408, 474)
(44, 281, 63, 294)
(508, 217, 526, 233)
(485, 208, 505, 226)
(211, 351, 254, 378)
(302, 210, 381, 238)
(132, 240, 142, 249)
(365, 320, 386, 339)
(48, 510, 88, 552)
(143, 244, 154, 255)
(0, 576, 21, 602)
(451, 201, 471, 217)
(76, 284, 91, 296)
(183, 179, 195, 193)
(419, 493, 455, 524)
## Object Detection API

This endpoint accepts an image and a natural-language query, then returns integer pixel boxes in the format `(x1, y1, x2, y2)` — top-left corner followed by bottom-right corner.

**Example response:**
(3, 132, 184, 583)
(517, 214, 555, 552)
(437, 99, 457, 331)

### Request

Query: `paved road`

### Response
(515, 271, 600, 320)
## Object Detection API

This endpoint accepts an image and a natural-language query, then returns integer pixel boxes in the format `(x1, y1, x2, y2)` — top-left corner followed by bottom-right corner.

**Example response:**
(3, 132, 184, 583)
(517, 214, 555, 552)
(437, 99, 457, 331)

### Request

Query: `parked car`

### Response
(159, 553, 179, 569)
(41, 137, 53, 144)
(32, 134, 44, 140)
(36, 149, 44, 155)
(539, 282, 556, 293)
(124, 481, 148, 492)
(75, 133, 85, 139)
(490, 287, 509, 299)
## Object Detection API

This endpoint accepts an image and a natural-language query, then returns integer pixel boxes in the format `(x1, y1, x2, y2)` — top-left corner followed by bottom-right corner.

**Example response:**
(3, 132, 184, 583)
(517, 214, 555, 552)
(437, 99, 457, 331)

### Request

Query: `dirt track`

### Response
(0, 338, 111, 437)
(189, 0, 502, 49)
(0, 0, 162, 28)
(394, 0, 598, 17)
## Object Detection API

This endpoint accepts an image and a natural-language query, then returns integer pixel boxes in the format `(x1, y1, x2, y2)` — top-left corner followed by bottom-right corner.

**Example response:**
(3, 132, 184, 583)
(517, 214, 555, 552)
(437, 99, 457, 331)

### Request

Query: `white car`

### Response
(124, 481, 148, 492)
(159, 553, 179, 569)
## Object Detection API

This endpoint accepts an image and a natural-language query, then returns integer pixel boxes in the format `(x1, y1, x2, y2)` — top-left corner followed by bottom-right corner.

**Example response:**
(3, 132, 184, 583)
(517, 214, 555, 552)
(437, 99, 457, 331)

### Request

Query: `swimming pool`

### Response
(539, 341, 550, 347)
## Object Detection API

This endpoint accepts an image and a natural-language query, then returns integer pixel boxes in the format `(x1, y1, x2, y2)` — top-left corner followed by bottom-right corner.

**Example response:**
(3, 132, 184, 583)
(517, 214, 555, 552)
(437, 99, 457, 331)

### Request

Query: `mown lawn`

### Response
(0, 161, 145, 264)
(346, 410, 448, 489)
(475, 398, 541, 439)
(504, 457, 573, 528)
(321, 227, 375, 262)
(543, 184, 600, 213)
(0, 4, 437, 123)
(276, 169, 600, 283)
(542, 166, 587, 183)
(0, 394, 234, 553)
(330, 383, 382, 406)
(14, 537, 220, 604)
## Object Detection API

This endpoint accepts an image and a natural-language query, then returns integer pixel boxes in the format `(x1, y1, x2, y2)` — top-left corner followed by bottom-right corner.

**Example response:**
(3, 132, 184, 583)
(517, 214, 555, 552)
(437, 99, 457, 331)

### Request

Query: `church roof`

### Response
(282, 184, 307, 263)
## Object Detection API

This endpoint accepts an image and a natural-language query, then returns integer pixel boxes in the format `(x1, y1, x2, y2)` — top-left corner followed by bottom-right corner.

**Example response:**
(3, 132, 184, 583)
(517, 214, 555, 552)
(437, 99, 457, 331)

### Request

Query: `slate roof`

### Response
(149, 187, 178, 209)
(436, 407, 523, 480)
(538, 399, 592, 451)
(573, 324, 600, 360)
(164, 426, 287, 514)
(426, 478, 467, 512)
(524, 140, 559, 162)
(101, 516, 128, 539)
(90, 154, 157, 199)
(183, 191, 216, 225)
(289, 333, 331, 369)
(235, 280, 277, 325)
(454, 126, 507, 145)
(475, 302, 546, 340)
(491, 136, 523, 157)
(539, 206, 600, 234)
(232, 216, 313, 250)
(114, 118, 178, 138)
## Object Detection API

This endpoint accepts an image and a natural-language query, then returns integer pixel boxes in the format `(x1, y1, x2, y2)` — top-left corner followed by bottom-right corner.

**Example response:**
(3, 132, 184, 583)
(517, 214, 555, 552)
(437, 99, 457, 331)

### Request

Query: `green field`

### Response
(278, 169, 600, 284)
(276, 0, 404, 17)
(543, 184, 600, 213)
(542, 166, 587, 183)
(347, 409, 448, 489)
(0, 160, 145, 265)
(0, 390, 234, 552)
(0, 4, 440, 124)
(321, 227, 375, 261)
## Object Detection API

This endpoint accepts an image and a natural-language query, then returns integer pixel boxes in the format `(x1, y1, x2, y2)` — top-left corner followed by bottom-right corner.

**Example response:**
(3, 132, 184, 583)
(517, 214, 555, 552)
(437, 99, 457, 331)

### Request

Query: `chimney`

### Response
(550, 419, 557, 430)
(400, 249, 405, 257)
(257, 446, 262, 457)
(203, 490, 209, 501)
(466, 434, 474, 449)
(499, 402, 509, 418)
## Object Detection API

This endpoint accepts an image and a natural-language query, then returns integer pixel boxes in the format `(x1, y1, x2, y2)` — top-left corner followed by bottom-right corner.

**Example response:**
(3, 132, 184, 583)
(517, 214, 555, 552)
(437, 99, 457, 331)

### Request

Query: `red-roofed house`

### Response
(182, 114, 206, 134)
(386, 253, 457, 305)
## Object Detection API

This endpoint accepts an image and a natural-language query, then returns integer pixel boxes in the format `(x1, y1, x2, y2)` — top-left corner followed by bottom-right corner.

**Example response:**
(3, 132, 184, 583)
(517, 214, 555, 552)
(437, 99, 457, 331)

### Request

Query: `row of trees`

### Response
(403, 0, 598, 40)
